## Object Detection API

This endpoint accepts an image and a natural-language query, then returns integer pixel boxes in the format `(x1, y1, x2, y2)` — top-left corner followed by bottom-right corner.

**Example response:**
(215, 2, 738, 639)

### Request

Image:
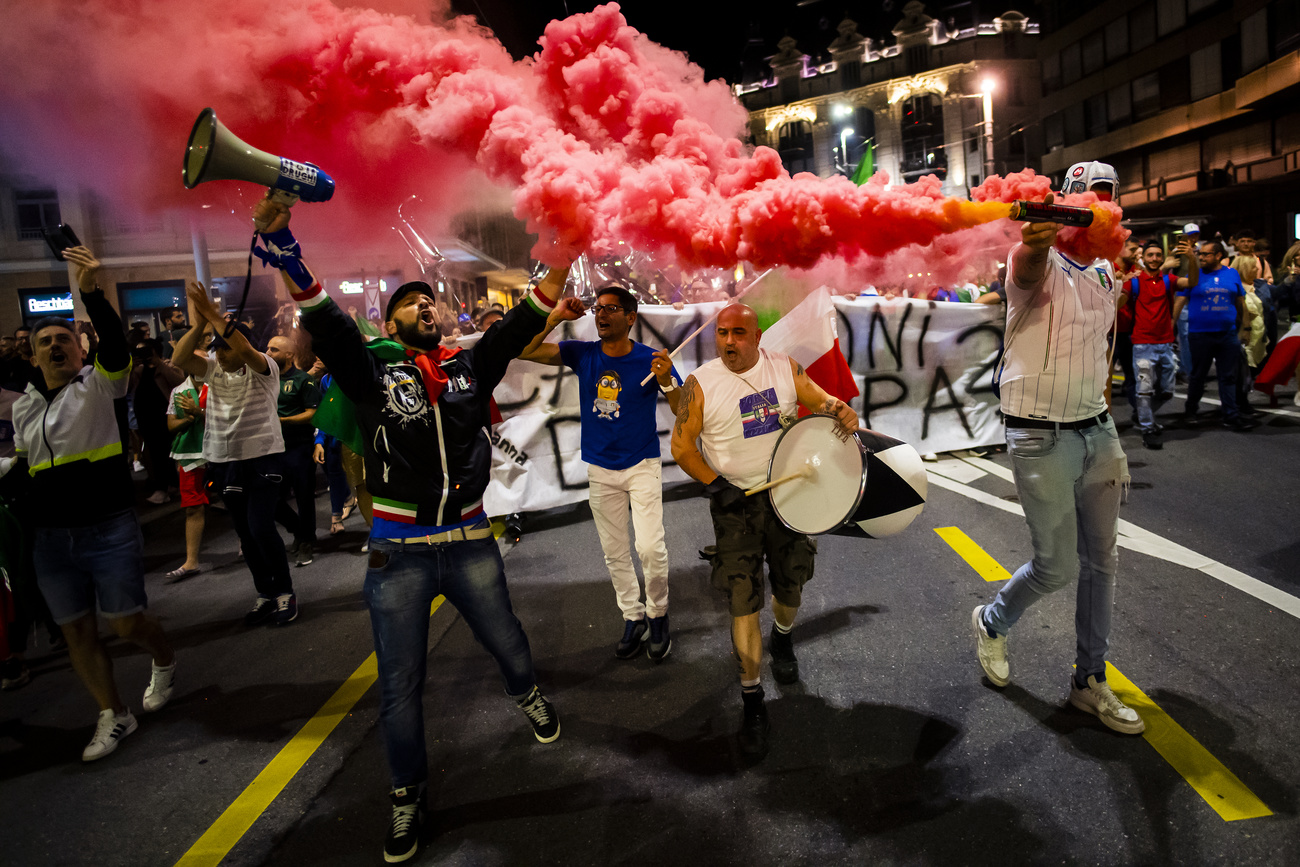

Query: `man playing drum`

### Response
(671, 304, 857, 757)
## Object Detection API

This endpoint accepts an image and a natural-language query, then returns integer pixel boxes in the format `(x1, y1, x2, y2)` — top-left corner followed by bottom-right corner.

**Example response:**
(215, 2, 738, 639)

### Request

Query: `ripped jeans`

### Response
(1133, 343, 1177, 432)
(983, 419, 1127, 680)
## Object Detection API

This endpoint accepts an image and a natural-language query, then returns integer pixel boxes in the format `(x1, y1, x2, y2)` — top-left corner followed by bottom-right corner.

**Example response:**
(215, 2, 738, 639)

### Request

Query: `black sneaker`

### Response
(516, 686, 560, 743)
(738, 687, 769, 756)
(647, 614, 672, 662)
(1223, 415, 1258, 431)
(243, 596, 276, 627)
(383, 786, 427, 864)
(614, 618, 648, 659)
(295, 542, 314, 567)
(769, 625, 799, 684)
(1141, 430, 1163, 450)
(273, 593, 299, 626)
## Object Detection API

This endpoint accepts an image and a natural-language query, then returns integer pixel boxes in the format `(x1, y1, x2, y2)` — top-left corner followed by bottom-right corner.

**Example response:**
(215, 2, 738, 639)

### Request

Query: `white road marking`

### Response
(926, 469, 1300, 620)
(1173, 392, 1300, 419)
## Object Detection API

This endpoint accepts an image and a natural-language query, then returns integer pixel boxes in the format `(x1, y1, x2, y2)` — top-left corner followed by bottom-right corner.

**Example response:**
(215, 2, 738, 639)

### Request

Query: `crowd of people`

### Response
(0, 166, 1296, 863)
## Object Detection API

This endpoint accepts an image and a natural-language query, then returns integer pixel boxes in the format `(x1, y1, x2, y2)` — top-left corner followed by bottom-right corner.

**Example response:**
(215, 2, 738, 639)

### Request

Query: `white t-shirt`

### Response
(998, 246, 1116, 422)
(197, 354, 284, 463)
(692, 349, 798, 489)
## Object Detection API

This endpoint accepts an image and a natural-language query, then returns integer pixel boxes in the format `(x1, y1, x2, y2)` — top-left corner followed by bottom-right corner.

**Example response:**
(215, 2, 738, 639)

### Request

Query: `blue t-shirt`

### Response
(1179, 266, 1244, 333)
(558, 340, 680, 471)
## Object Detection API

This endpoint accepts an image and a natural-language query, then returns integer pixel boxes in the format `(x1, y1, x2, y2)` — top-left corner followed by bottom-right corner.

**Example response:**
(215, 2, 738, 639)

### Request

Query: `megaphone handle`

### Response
(270, 189, 301, 207)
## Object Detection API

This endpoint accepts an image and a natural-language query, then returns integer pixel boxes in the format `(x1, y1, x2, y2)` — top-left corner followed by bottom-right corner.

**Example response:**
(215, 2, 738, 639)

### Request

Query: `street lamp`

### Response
(840, 127, 854, 172)
(980, 78, 996, 180)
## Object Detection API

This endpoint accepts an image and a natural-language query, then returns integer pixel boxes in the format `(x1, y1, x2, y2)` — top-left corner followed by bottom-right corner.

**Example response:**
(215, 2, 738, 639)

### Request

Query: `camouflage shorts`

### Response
(708, 495, 816, 617)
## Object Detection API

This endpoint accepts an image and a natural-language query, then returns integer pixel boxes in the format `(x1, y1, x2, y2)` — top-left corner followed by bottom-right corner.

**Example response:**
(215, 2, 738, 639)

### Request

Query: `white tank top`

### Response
(692, 349, 798, 489)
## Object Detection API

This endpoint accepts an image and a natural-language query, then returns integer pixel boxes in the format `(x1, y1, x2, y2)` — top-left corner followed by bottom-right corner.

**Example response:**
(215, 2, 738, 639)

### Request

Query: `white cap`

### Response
(1183, 223, 1200, 234)
(1061, 161, 1119, 196)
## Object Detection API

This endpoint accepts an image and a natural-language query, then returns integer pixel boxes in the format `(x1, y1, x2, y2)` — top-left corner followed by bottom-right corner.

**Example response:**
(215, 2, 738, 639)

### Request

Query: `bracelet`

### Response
(660, 380, 678, 393)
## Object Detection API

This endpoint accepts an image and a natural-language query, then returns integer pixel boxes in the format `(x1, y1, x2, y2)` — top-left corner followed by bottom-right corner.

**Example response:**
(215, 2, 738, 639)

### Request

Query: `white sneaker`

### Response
(82, 708, 138, 761)
(145, 490, 170, 505)
(971, 605, 1010, 687)
(1069, 674, 1146, 734)
(143, 660, 176, 712)
(132, 460, 146, 473)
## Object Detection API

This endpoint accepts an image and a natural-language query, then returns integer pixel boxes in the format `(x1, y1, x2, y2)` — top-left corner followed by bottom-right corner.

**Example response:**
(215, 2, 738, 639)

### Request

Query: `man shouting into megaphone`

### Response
(249, 192, 581, 864)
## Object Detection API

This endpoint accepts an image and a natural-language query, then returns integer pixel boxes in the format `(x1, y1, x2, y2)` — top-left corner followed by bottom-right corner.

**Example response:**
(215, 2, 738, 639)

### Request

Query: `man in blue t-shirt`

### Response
(520, 285, 682, 661)
(1173, 240, 1254, 431)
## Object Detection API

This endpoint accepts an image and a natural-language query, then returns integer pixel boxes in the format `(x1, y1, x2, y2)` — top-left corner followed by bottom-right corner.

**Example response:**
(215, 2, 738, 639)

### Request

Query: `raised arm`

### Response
(251, 193, 385, 403)
(1171, 239, 1199, 290)
(790, 358, 858, 431)
(187, 282, 269, 375)
(170, 295, 212, 379)
(516, 300, 586, 365)
(62, 246, 129, 376)
(1007, 193, 1062, 295)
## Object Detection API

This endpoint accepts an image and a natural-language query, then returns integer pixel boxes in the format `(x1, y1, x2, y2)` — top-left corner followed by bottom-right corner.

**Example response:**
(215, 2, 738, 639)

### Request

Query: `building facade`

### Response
(738, 2, 1043, 199)
(1035, 0, 1300, 246)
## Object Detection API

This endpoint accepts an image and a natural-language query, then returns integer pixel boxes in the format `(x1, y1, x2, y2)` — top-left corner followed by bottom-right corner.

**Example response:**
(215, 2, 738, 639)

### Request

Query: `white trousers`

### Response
(587, 458, 670, 620)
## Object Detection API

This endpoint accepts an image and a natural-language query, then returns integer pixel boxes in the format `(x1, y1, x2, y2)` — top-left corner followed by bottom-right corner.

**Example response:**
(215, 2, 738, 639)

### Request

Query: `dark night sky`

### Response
(447, 0, 875, 84)
(448, 1, 1024, 85)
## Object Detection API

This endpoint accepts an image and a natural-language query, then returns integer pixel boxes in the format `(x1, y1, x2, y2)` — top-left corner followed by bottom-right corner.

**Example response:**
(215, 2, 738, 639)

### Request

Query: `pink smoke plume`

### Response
(0, 1, 1126, 281)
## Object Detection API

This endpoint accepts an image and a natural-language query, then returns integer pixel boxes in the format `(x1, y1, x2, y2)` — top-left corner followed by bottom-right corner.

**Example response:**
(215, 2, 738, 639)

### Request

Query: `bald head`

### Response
(716, 304, 762, 373)
(266, 335, 296, 377)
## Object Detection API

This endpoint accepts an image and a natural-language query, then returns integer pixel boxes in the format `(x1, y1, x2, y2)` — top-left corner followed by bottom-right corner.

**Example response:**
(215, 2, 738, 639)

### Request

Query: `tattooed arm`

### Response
(669, 375, 718, 484)
(790, 357, 858, 431)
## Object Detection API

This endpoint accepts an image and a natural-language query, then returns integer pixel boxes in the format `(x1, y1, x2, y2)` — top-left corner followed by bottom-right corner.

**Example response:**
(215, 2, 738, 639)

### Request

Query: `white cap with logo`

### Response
(1182, 223, 1200, 234)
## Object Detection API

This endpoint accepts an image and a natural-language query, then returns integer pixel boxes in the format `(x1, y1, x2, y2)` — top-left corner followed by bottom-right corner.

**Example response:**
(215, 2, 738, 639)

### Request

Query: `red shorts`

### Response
(178, 464, 209, 508)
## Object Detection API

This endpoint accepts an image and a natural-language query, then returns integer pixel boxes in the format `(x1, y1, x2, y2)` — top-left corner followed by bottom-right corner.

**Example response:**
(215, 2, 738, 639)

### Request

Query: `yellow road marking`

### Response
(175, 596, 447, 866)
(938, 524, 1271, 821)
(934, 527, 1012, 582)
(1104, 662, 1273, 821)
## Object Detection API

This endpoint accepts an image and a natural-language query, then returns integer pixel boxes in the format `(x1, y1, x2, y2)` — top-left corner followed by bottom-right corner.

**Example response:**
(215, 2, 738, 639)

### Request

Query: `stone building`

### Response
(738, 2, 1043, 198)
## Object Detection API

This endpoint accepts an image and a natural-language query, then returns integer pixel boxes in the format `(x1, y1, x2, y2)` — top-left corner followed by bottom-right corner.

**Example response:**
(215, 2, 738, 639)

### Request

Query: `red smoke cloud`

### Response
(0, 1, 1127, 282)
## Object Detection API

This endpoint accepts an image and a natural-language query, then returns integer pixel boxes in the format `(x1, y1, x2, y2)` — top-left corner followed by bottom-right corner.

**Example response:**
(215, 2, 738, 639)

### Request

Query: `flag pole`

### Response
(639, 267, 775, 386)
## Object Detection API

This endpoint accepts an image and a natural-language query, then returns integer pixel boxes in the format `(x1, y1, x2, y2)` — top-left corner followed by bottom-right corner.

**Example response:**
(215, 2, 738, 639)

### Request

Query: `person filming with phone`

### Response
(0, 244, 177, 762)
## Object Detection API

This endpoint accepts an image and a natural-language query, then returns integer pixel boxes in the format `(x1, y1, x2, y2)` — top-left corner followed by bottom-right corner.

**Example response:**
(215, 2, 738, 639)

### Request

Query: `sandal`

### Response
(164, 566, 201, 583)
(330, 515, 345, 535)
(340, 495, 358, 521)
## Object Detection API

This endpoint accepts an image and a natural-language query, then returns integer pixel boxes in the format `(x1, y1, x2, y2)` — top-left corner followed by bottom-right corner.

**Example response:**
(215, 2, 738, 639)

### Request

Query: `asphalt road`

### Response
(2, 384, 1298, 866)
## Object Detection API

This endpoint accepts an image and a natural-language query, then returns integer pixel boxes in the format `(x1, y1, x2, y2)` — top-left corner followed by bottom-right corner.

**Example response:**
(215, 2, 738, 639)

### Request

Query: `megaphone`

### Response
(182, 107, 335, 205)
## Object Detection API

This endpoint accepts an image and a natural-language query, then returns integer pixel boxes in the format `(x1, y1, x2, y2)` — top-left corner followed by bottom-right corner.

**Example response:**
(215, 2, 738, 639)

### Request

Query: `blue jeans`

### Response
(984, 419, 1126, 679)
(364, 533, 536, 789)
(1133, 343, 1177, 431)
(1186, 329, 1240, 420)
(1177, 307, 1191, 374)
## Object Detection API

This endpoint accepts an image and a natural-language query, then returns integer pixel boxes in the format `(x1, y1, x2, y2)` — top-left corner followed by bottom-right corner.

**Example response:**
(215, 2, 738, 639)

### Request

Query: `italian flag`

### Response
(1255, 321, 1300, 400)
(760, 285, 859, 415)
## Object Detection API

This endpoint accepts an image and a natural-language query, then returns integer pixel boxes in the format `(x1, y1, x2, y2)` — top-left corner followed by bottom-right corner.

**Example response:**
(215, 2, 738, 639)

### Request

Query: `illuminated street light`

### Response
(840, 127, 854, 171)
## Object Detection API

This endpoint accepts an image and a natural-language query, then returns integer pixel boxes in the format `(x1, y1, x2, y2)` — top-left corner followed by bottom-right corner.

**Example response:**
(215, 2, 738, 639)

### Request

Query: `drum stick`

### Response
(639, 268, 776, 386)
(744, 466, 812, 496)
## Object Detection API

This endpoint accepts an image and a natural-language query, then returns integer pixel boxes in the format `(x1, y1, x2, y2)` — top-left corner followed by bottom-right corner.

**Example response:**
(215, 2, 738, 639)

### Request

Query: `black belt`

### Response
(1004, 411, 1109, 431)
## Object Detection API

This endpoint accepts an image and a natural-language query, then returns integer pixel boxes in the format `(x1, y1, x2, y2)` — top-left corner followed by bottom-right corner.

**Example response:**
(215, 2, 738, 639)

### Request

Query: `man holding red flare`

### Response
(975, 162, 1145, 736)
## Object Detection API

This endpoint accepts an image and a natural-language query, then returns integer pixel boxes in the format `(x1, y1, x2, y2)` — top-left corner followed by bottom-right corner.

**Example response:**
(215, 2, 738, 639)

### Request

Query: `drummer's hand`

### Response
(651, 348, 674, 387)
(704, 475, 744, 509)
(821, 397, 859, 433)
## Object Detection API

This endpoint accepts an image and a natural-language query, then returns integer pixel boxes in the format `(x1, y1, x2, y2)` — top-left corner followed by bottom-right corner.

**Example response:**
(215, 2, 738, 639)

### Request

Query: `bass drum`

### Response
(766, 415, 927, 538)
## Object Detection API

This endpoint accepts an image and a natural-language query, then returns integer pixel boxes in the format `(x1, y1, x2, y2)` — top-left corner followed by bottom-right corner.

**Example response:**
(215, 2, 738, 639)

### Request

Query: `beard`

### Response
(392, 317, 442, 351)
